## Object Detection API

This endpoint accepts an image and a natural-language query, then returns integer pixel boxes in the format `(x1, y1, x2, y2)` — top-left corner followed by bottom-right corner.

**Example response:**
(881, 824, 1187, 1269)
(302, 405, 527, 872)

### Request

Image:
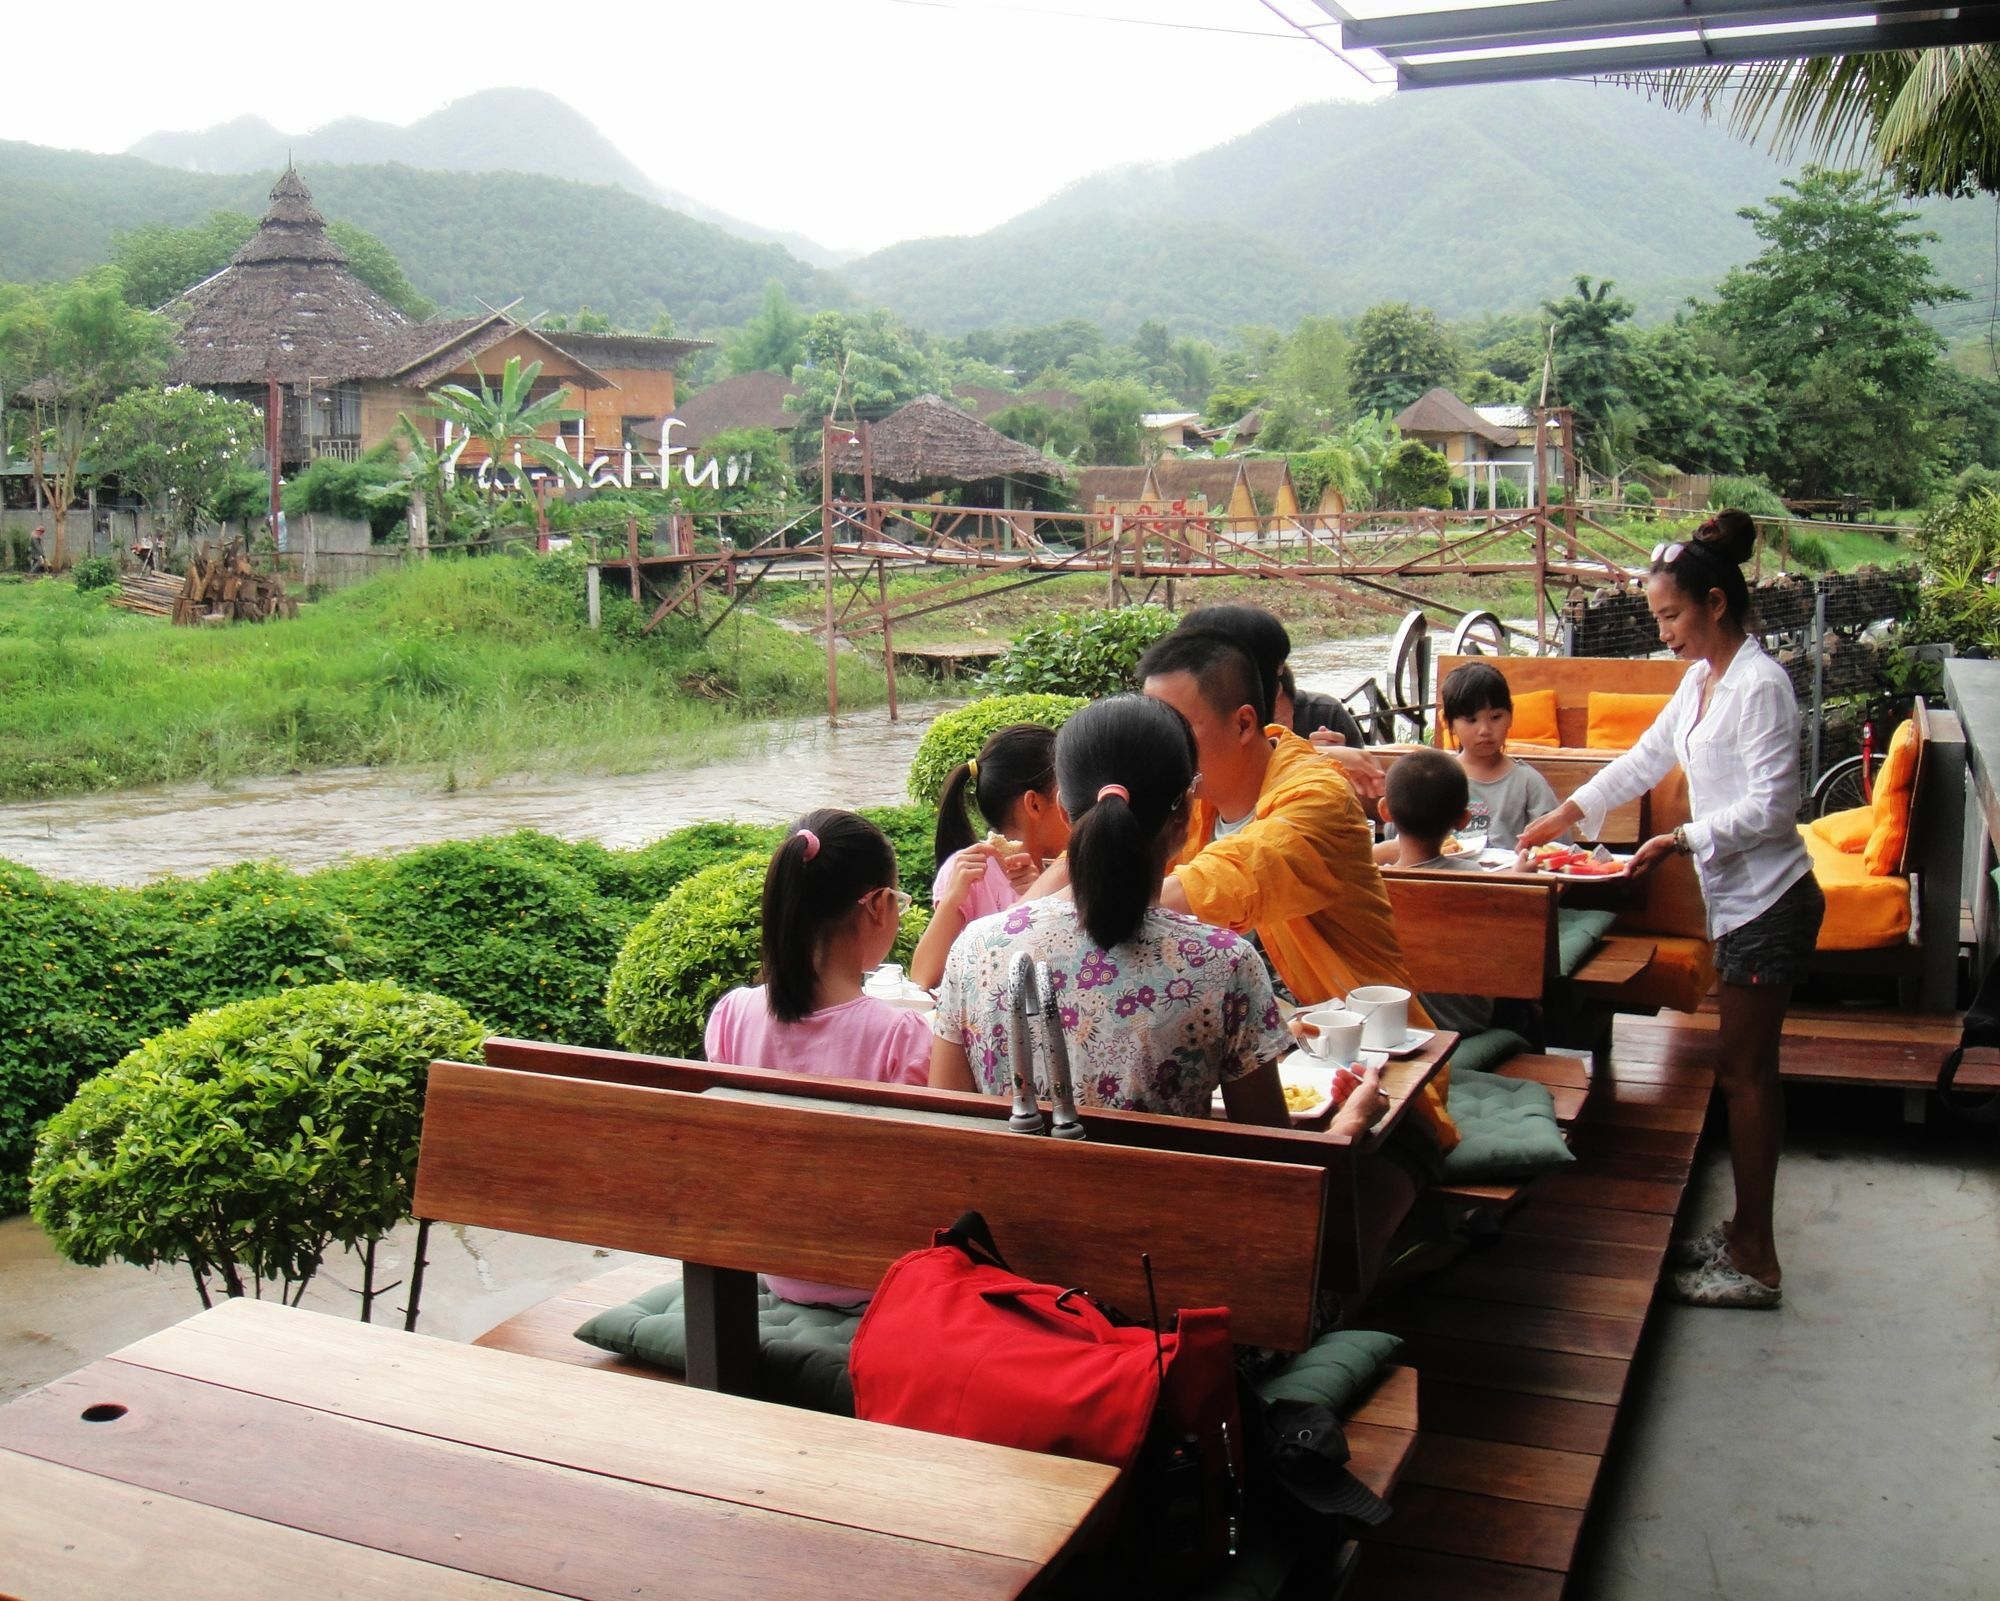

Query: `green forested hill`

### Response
(844, 79, 2000, 336)
(0, 141, 845, 330)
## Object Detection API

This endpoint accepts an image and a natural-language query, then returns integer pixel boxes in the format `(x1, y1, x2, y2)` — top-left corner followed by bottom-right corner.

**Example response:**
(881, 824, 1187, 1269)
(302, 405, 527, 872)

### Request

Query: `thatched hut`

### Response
(826, 394, 1070, 500)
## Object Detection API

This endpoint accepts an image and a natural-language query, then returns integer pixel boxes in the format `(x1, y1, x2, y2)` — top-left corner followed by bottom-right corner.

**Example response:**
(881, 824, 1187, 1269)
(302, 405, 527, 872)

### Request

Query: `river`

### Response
(0, 632, 1402, 886)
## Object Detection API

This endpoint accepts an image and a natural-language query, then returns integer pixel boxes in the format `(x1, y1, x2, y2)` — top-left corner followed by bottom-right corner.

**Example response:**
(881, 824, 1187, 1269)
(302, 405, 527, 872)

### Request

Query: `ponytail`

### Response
(931, 722, 1057, 868)
(761, 808, 898, 1023)
(1056, 696, 1198, 951)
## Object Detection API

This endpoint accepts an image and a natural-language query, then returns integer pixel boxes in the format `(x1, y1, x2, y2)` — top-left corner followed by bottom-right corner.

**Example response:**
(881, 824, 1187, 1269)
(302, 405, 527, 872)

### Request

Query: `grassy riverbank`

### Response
(0, 556, 890, 802)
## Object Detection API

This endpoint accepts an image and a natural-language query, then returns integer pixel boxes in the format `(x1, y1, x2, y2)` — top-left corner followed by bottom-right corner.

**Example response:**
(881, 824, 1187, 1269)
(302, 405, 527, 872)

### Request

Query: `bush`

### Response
(1913, 489, 2000, 652)
(348, 838, 629, 1046)
(1707, 475, 1788, 520)
(978, 606, 1177, 699)
(858, 803, 939, 908)
(623, 821, 785, 905)
(1623, 482, 1655, 508)
(1380, 440, 1452, 509)
(1785, 532, 1832, 570)
(905, 693, 1088, 808)
(30, 981, 485, 1304)
(70, 556, 119, 593)
(604, 853, 929, 1060)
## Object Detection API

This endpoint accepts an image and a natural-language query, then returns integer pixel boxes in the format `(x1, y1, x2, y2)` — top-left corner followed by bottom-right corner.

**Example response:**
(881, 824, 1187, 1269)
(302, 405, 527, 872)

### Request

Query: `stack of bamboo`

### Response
(172, 543, 297, 626)
(111, 573, 185, 617)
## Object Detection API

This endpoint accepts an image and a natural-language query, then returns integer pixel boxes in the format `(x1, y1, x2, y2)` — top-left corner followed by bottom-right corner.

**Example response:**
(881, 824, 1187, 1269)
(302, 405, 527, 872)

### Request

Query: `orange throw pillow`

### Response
(1811, 805, 1874, 854)
(1586, 691, 1673, 751)
(1863, 720, 1919, 877)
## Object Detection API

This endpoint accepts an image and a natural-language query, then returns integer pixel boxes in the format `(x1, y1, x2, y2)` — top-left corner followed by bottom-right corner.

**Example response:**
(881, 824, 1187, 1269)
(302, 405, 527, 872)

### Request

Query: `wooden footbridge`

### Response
(585, 495, 1653, 720)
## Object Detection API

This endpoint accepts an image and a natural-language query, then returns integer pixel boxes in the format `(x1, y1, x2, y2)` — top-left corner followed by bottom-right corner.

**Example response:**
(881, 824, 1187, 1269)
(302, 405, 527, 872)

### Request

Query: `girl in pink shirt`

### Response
(908, 723, 1071, 990)
(704, 808, 929, 1308)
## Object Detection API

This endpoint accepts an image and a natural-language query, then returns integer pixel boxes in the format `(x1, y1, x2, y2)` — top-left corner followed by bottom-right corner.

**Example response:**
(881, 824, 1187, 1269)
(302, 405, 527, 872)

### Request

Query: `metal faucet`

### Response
(1036, 960, 1086, 1140)
(1006, 951, 1048, 1134)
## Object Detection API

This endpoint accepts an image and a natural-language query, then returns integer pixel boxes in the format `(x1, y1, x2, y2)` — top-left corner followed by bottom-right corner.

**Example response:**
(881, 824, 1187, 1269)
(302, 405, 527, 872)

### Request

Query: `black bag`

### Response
(1936, 960, 2000, 1123)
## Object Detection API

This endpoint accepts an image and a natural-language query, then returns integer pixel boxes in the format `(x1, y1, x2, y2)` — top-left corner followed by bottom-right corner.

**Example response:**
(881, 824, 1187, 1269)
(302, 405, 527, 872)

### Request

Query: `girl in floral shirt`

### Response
(931, 695, 1383, 1130)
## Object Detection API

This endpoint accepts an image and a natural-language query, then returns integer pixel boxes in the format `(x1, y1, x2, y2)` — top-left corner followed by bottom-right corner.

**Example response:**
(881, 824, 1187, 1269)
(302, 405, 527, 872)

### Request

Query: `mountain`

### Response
(0, 140, 845, 330)
(843, 79, 2000, 338)
(129, 87, 850, 269)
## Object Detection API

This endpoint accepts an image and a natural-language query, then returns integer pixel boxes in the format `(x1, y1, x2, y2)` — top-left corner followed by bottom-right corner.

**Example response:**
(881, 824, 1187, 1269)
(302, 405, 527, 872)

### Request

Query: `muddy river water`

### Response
(0, 634, 1401, 886)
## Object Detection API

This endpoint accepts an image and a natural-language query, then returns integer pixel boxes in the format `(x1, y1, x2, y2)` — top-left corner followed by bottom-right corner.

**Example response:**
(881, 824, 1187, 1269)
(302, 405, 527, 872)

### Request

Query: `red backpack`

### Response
(849, 1213, 1241, 1577)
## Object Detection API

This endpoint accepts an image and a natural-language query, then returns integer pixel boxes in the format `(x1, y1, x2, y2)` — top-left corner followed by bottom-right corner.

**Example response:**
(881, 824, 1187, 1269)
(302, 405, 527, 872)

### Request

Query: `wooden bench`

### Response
(1381, 872, 1560, 1002)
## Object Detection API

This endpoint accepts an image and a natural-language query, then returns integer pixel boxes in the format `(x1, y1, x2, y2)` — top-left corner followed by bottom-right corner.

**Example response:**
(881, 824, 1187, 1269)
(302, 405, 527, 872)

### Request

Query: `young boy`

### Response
(1374, 749, 1491, 1037)
(1440, 661, 1564, 850)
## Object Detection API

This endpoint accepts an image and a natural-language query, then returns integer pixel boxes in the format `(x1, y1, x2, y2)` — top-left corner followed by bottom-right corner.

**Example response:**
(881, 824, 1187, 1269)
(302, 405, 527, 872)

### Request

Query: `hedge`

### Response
(0, 812, 955, 1212)
(905, 694, 1088, 809)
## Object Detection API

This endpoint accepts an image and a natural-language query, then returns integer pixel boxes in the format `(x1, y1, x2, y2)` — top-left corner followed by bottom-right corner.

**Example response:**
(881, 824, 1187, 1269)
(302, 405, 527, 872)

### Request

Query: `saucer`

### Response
(1362, 1028, 1435, 1058)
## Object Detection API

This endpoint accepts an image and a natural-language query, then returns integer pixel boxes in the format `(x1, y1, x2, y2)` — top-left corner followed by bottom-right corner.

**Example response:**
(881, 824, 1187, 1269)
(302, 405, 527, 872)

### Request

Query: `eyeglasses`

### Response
(864, 886, 914, 917)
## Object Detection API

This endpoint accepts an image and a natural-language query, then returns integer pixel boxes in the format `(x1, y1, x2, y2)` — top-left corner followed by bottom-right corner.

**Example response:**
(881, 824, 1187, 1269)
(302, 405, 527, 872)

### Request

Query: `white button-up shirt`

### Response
(1570, 637, 1812, 940)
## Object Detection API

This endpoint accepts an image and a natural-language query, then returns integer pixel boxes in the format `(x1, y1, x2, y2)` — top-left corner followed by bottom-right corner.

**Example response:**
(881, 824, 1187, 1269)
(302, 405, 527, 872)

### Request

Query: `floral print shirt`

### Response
(931, 897, 1291, 1119)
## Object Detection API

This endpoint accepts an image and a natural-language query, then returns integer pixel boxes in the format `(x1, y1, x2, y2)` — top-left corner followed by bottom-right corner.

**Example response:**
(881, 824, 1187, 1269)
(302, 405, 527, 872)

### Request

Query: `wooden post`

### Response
(586, 563, 601, 629)
(626, 516, 641, 605)
(823, 420, 839, 724)
(1107, 512, 1122, 608)
(1532, 408, 1550, 651)
(879, 555, 898, 723)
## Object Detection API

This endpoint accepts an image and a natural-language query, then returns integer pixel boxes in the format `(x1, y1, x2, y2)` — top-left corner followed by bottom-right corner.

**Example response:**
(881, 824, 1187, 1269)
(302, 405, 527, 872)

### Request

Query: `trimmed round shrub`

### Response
(622, 820, 786, 905)
(349, 838, 627, 1046)
(978, 606, 1177, 699)
(905, 693, 1087, 808)
(858, 803, 940, 908)
(29, 980, 486, 1302)
(606, 853, 930, 1060)
(1622, 482, 1655, 507)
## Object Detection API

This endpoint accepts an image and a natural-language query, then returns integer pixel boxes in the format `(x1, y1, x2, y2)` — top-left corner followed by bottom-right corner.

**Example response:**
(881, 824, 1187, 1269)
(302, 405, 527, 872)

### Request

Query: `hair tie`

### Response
(1096, 784, 1130, 805)
(795, 828, 820, 861)
(966, 757, 979, 785)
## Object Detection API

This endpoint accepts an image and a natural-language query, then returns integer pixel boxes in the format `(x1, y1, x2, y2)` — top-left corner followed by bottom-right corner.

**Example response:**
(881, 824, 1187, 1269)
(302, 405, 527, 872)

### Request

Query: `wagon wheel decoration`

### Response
(1448, 610, 1509, 658)
(1386, 610, 1432, 742)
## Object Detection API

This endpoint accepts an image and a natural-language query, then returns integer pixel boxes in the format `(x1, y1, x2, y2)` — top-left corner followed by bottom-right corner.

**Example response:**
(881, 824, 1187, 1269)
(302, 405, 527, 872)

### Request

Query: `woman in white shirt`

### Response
(1519, 511, 1822, 1309)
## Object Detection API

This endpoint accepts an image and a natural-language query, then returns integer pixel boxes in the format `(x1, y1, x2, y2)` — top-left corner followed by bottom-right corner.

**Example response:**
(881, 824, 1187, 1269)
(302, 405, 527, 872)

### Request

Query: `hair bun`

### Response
(1698, 508, 1758, 565)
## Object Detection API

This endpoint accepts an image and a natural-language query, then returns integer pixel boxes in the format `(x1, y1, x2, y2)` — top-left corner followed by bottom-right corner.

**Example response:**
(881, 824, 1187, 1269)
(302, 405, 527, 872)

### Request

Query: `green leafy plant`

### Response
(858, 803, 940, 909)
(69, 556, 118, 593)
(978, 607, 1175, 699)
(30, 981, 485, 1306)
(1913, 488, 2000, 651)
(906, 693, 1088, 807)
(604, 853, 929, 1060)
(1380, 440, 1453, 510)
(1707, 475, 1789, 519)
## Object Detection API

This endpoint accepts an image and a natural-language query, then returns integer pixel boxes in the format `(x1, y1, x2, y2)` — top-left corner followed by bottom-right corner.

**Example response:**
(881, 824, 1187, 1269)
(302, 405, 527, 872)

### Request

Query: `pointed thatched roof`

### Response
(827, 394, 1069, 486)
(1394, 387, 1518, 448)
(164, 166, 417, 387)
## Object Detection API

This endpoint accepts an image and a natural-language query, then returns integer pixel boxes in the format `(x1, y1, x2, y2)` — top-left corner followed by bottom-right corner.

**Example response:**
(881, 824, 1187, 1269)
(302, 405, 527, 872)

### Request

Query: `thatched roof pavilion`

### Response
(826, 394, 1069, 490)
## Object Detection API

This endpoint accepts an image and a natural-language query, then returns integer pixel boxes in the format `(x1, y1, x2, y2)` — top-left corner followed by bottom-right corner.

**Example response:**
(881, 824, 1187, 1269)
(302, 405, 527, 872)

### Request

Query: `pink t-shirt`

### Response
(932, 848, 1020, 925)
(704, 986, 932, 1308)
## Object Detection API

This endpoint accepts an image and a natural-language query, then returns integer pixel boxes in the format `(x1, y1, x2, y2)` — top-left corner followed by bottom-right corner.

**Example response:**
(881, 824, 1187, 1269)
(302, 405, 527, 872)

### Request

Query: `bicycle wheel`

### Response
(1811, 755, 1869, 817)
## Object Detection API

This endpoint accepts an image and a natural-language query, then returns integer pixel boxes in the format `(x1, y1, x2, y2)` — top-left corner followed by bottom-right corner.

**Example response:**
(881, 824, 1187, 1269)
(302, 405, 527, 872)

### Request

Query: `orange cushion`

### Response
(1586, 691, 1672, 751)
(1863, 721, 1918, 877)
(1810, 805, 1874, 854)
(1802, 825, 1912, 949)
(1439, 687, 1559, 749)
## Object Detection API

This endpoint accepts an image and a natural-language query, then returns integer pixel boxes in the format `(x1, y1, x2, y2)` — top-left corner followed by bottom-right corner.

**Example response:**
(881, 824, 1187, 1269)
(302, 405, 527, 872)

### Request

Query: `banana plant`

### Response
(421, 356, 583, 500)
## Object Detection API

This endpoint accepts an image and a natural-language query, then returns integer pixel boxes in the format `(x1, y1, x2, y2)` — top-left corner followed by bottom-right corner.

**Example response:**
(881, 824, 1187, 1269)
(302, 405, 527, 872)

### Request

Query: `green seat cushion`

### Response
(1449, 1027, 1530, 1074)
(573, 1279, 862, 1415)
(1441, 1071, 1576, 1182)
(1252, 1328, 1402, 1412)
(1557, 908, 1618, 976)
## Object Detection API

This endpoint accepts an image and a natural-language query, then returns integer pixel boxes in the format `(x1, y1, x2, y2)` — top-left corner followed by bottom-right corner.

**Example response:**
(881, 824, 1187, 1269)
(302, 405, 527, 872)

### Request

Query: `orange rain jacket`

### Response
(1174, 727, 1457, 1150)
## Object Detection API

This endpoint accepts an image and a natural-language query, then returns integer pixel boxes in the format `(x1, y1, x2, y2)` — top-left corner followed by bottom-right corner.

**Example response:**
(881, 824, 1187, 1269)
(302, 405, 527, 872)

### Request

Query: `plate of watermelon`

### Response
(1522, 843, 1631, 879)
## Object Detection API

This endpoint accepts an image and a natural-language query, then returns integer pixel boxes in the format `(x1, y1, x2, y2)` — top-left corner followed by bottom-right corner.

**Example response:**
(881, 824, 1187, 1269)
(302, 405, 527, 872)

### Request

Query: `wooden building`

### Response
(1077, 459, 1300, 535)
(1393, 387, 1560, 503)
(162, 167, 703, 473)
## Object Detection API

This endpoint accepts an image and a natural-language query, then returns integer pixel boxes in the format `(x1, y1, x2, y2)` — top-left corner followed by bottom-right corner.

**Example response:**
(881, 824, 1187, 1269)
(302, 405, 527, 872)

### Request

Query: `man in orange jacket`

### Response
(1140, 626, 1456, 1151)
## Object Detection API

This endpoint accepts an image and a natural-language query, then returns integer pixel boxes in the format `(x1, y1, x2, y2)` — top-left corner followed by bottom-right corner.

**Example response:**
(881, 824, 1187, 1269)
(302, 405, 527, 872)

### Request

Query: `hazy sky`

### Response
(0, 0, 1381, 252)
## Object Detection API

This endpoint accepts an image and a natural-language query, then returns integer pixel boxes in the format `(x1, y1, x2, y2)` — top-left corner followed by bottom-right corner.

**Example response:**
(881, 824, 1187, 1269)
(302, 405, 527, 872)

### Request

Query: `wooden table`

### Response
(0, 1298, 1119, 1601)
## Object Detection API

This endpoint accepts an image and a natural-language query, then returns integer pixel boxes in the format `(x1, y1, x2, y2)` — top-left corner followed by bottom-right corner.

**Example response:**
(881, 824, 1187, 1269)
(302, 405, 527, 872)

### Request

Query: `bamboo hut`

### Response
(827, 394, 1070, 496)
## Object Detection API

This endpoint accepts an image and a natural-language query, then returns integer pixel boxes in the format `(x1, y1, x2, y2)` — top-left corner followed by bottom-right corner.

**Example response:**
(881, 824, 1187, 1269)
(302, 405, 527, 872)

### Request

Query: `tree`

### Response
(1543, 276, 1637, 469)
(93, 385, 266, 540)
(789, 310, 943, 421)
(1710, 168, 1963, 500)
(1348, 302, 1461, 416)
(1203, 382, 1267, 429)
(1380, 439, 1453, 509)
(988, 401, 1089, 460)
(1078, 379, 1152, 465)
(1625, 319, 1778, 475)
(1271, 316, 1352, 434)
(421, 356, 582, 498)
(724, 280, 805, 376)
(0, 270, 175, 568)
(324, 222, 436, 318)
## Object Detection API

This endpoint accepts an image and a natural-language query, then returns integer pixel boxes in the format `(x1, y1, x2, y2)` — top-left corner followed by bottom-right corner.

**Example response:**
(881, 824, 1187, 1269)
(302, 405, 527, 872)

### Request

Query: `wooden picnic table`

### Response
(0, 1297, 1119, 1601)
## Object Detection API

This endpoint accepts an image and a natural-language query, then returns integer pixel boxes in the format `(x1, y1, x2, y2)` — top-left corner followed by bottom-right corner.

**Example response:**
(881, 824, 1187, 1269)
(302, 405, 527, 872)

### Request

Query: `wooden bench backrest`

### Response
(416, 1057, 1329, 1352)
(1436, 653, 1688, 750)
(1381, 873, 1558, 1000)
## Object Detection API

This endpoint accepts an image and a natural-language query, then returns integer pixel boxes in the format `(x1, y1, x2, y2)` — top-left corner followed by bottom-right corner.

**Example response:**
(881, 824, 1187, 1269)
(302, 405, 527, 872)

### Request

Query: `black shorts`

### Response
(1714, 871, 1826, 988)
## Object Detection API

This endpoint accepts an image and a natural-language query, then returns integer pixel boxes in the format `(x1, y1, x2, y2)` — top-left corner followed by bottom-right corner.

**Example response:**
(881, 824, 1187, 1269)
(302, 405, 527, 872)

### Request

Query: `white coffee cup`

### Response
(1297, 1006, 1366, 1064)
(1345, 985, 1412, 1049)
(864, 963, 905, 997)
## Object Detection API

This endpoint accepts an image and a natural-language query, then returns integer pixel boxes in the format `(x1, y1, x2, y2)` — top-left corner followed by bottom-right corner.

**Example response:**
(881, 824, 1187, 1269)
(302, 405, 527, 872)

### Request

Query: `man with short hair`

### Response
(1140, 626, 1456, 1148)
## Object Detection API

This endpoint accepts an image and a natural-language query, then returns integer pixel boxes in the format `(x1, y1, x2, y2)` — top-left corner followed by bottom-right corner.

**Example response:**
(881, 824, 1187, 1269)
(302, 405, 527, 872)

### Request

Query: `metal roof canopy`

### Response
(1305, 2, 2000, 90)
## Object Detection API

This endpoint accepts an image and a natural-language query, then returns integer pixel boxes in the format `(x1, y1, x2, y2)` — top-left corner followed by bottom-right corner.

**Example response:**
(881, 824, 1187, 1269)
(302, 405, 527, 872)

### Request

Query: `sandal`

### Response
(1670, 1252, 1782, 1309)
(1667, 1219, 1729, 1270)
